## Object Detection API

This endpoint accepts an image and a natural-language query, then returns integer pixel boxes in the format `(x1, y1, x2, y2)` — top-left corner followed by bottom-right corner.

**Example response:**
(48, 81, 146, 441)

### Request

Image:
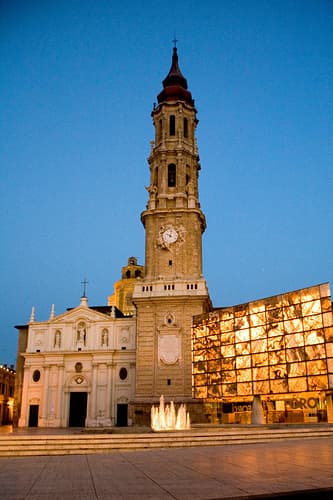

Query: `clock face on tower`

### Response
(157, 224, 186, 249)
(162, 227, 178, 244)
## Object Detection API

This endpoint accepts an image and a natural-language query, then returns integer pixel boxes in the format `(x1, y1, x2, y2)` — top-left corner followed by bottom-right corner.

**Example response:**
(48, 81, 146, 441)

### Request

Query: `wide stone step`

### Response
(1, 427, 333, 457)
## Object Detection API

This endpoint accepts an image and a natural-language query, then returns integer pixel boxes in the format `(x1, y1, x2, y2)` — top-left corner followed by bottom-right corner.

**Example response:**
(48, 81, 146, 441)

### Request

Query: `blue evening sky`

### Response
(1, 0, 332, 365)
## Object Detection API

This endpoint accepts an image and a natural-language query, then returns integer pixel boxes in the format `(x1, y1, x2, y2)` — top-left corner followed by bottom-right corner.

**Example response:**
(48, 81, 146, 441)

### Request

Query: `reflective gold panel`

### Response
(237, 368, 252, 382)
(236, 355, 251, 369)
(288, 377, 307, 392)
(253, 366, 269, 380)
(237, 382, 252, 395)
(288, 362, 306, 377)
(252, 352, 268, 366)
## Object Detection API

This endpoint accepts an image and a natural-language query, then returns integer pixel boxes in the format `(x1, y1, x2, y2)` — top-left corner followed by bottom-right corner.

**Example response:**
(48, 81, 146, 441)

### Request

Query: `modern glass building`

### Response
(192, 283, 333, 424)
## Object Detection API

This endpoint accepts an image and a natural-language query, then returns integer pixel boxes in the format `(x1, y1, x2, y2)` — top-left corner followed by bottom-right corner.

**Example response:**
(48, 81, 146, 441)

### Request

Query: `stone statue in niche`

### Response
(101, 328, 109, 346)
(54, 330, 61, 347)
(77, 322, 86, 345)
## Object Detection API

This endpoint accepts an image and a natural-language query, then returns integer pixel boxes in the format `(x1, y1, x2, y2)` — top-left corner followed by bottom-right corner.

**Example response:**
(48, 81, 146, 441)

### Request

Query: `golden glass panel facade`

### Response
(192, 283, 333, 399)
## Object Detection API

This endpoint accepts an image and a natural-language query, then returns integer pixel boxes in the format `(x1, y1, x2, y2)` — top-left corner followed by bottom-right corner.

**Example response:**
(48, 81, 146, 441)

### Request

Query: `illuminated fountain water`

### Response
(151, 395, 191, 431)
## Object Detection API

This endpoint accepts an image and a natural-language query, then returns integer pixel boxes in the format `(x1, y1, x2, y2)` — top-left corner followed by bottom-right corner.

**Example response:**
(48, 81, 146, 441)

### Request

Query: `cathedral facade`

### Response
(14, 48, 333, 428)
(15, 296, 136, 428)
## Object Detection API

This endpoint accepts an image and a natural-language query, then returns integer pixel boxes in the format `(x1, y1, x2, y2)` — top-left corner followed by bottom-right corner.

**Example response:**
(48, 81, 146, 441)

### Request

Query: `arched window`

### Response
(135, 269, 141, 278)
(126, 270, 131, 278)
(169, 115, 175, 136)
(168, 164, 176, 187)
(184, 117, 188, 138)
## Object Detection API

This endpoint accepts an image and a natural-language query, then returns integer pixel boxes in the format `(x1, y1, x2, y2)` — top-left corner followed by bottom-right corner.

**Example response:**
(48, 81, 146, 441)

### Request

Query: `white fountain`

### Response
(151, 395, 191, 431)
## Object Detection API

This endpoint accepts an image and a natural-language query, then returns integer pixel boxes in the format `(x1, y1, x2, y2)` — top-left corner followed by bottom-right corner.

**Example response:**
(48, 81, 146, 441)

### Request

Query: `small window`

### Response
(167, 379, 171, 386)
(184, 117, 188, 138)
(135, 270, 141, 278)
(168, 164, 176, 187)
(126, 270, 131, 278)
(119, 367, 128, 380)
(169, 115, 175, 136)
(32, 370, 41, 382)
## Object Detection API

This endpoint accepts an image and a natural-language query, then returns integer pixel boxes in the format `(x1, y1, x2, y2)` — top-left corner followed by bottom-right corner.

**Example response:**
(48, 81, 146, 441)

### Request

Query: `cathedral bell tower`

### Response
(132, 47, 211, 418)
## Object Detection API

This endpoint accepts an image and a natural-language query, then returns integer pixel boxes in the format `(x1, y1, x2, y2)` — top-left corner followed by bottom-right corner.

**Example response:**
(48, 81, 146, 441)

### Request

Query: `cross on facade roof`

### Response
(81, 278, 88, 297)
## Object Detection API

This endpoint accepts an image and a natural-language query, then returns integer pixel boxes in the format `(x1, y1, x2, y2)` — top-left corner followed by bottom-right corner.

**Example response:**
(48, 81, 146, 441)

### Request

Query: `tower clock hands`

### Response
(163, 227, 178, 244)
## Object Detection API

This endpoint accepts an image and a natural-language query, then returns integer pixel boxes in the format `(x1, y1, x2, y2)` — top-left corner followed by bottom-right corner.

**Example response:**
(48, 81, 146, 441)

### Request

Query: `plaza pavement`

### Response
(1, 428, 333, 500)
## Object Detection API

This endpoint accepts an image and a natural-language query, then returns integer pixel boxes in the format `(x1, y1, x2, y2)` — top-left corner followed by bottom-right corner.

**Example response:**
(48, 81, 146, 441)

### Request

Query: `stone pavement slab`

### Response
(1, 438, 333, 499)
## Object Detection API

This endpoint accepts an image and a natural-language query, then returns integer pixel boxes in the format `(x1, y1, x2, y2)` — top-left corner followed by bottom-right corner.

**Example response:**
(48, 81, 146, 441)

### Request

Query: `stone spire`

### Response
(49, 304, 55, 320)
(29, 306, 35, 323)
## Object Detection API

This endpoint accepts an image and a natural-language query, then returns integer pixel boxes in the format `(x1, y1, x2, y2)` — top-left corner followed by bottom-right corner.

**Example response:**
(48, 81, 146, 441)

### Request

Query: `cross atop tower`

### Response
(81, 278, 88, 298)
(172, 36, 178, 48)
